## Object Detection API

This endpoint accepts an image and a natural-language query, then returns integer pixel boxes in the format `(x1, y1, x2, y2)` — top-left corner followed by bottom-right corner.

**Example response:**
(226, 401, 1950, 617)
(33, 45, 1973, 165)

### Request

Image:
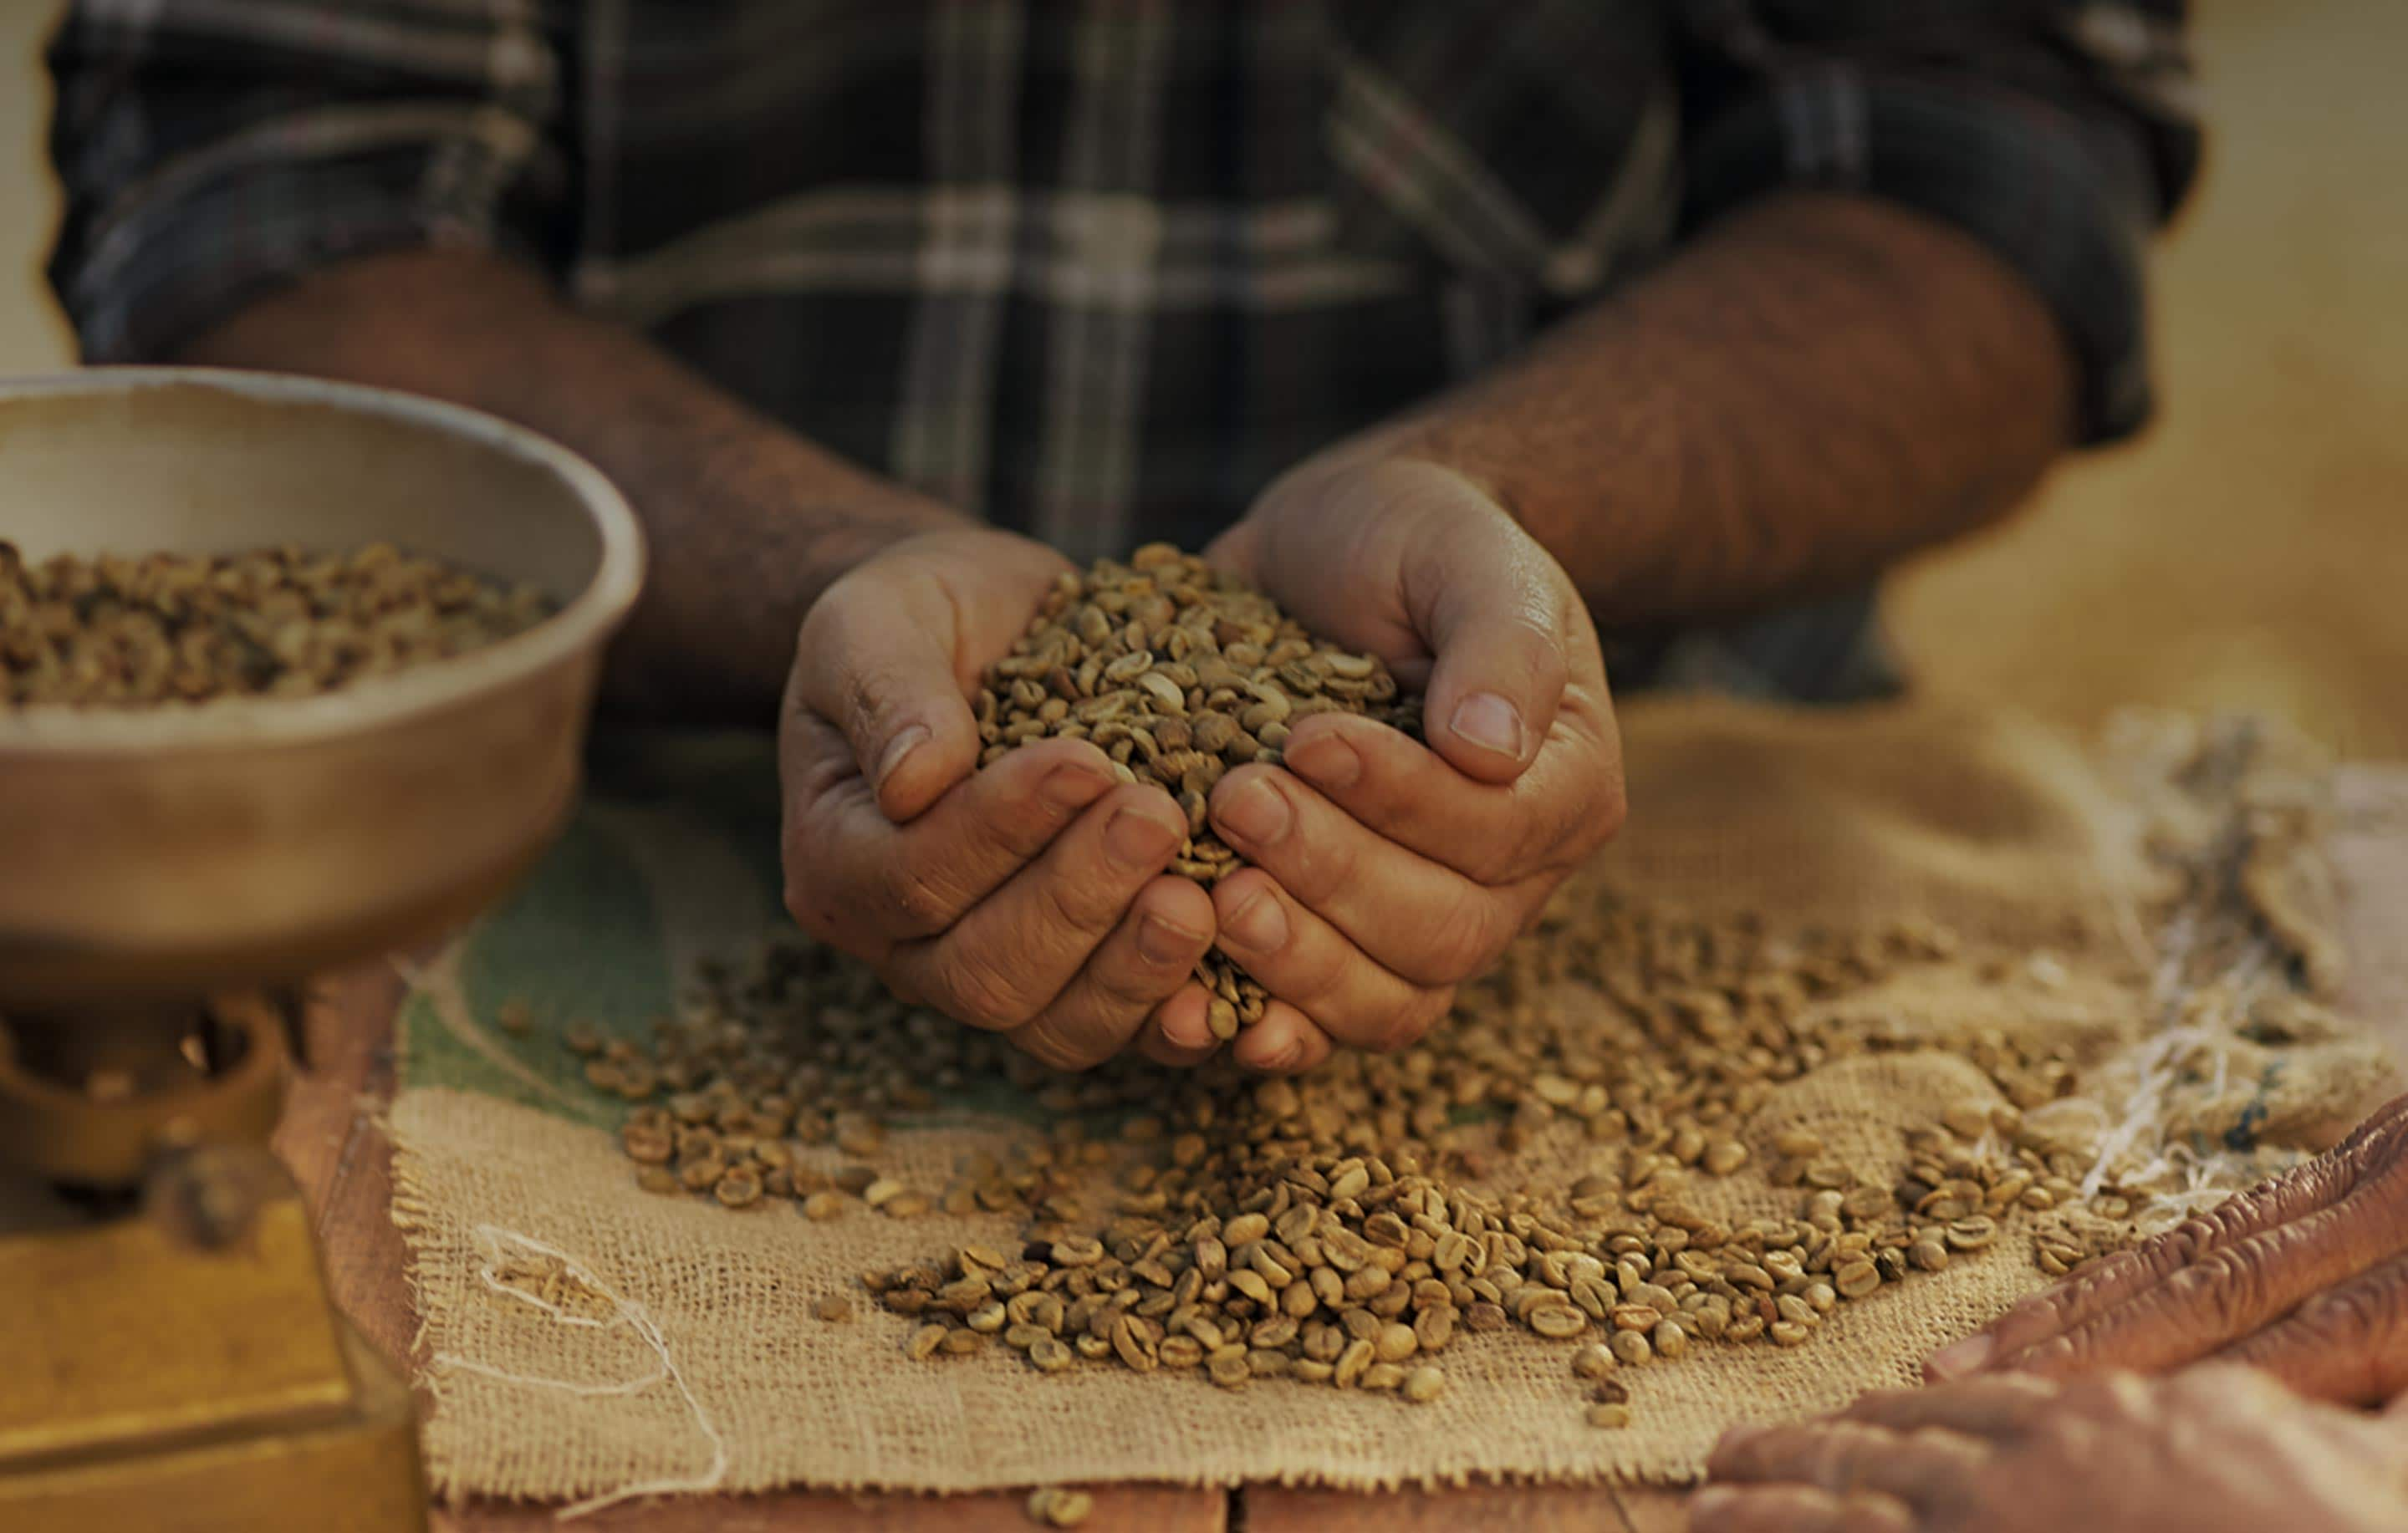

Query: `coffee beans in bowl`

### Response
(1, 541, 553, 708)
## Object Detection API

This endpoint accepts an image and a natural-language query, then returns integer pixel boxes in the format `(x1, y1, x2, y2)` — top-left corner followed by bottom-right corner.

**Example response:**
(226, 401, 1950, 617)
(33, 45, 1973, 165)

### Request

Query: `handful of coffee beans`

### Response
(975, 545, 1422, 1036)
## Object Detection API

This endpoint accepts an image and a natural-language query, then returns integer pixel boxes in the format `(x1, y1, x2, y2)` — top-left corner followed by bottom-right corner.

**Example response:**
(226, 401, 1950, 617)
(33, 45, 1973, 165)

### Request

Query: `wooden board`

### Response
(1242, 1485, 1657, 1532)
(425, 1485, 1222, 1533)
(278, 767, 2408, 1531)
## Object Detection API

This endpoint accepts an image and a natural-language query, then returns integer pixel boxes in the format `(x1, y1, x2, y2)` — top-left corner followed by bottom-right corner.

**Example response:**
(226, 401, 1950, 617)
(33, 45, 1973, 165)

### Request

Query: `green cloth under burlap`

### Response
(389, 700, 2395, 1509)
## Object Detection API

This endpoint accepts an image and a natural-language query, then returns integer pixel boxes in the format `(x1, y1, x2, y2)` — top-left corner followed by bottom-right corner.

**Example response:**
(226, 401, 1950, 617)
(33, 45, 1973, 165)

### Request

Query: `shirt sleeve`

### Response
(45, 0, 576, 364)
(1676, 0, 2201, 445)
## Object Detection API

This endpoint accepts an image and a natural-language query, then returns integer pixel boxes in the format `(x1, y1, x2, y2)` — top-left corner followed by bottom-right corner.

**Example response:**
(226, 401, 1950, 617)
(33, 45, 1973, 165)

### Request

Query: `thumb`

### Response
(793, 572, 981, 823)
(1400, 488, 1574, 785)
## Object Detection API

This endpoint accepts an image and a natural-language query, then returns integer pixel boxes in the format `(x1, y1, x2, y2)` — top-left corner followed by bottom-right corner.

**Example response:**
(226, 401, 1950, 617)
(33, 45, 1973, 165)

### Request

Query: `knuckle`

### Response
(884, 862, 957, 935)
(1463, 837, 1521, 890)
(2300, 1286, 2375, 1343)
(1012, 1021, 1098, 1074)
(1540, 767, 1625, 873)
(2056, 1371, 2145, 1428)
(823, 629, 886, 731)
(1368, 988, 1452, 1054)
(928, 952, 1037, 1032)
(2186, 1245, 2269, 1332)
(783, 878, 839, 942)
(1287, 929, 1358, 1015)
(2047, 1260, 2129, 1317)
(2157, 1214, 2223, 1266)
(1419, 886, 1509, 984)
(1841, 1388, 1916, 1422)
(2340, 1096, 2408, 1161)
(1279, 802, 1358, 906)
(1089, 940, 1172, 1012)
(990, 749, 1113, 858)
(1900, 1423, 1973, 1456)
(2017, 1334, 2083, 1378)
(1030, 862, 1107, 936)
(2303, 1266, 2408, 1346)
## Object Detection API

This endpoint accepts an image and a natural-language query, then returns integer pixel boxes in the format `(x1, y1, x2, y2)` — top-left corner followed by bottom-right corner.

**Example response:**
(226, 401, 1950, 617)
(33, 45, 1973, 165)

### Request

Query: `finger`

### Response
(1210, 868, 1451, 1053)
(1227, 1000, 1337, 1075)
(1982, 1133, 2408, 1381)
(792, 573, 984, 823)
(885, 784, 1187, 1031)
(1007, 876, 1217, 1071)
(1692, 1485, 1916, 1533)
(1136, 985, 1224, 1067)
(1279, 710, 1625, 889)
(1396, 490, 1576, 783)
(2212, 1249, 2408, 1406)
(1199, 516, 1265, 586)
(1839, 1376, 2059, 1439)
(1207, 763, 1520, 986)
(1931, 1111, 2408, 1380)
(782, 722, 1120, 947)
(1139, 1026, 1220, 1068)
(1709, 1422, 1987, 1507)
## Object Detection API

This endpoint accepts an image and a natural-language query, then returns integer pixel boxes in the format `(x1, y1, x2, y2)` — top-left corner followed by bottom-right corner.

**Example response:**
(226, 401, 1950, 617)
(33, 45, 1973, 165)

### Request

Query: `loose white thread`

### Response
(2079, 721, 2293, 1210)
(2080, 924, 2275, 1200)
(428, 1224, 730, 1520)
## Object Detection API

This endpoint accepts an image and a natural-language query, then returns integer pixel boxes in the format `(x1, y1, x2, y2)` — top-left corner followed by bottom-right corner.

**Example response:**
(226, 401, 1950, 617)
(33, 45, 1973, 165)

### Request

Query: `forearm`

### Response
(1394, 193, 2077, 629)
(176, 248, 968, 719)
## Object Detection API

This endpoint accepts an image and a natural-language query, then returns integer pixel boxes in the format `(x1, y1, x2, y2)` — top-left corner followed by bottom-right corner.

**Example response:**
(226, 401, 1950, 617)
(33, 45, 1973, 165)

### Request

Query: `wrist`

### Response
(799, 522, 1074, 641)
(718, 436, 974, 612)
(1301, 391, 1682, 630)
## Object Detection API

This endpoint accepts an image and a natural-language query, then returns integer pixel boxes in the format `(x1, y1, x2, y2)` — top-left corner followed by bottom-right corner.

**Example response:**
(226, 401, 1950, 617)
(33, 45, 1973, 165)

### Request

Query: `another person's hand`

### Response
(779, 527, 1216, 1070)
(1925, 1092, 2408, 1402)
(1699, 1367, 2408, 1533)
(1182, 453, 1625, 1072)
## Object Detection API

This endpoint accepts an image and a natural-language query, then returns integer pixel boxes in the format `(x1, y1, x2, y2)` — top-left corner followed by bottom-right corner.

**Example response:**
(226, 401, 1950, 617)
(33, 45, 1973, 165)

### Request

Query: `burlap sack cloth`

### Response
(387, 699, 2397, 1508)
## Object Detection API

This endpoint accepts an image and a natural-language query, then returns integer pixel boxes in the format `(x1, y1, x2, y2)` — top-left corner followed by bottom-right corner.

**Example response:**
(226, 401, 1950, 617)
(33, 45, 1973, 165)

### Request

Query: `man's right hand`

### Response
(778, 527, 1219, 1070)
(1700, 1366, 2408, 1533)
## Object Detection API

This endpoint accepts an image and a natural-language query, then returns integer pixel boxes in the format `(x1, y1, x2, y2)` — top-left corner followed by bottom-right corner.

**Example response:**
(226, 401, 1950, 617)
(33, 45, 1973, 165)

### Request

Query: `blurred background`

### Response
(3, 0, 2400, 754)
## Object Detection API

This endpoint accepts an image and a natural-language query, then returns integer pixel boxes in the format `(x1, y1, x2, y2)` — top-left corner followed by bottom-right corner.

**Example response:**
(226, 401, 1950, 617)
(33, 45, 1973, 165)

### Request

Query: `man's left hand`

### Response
(1162, 454, 1625, 1072)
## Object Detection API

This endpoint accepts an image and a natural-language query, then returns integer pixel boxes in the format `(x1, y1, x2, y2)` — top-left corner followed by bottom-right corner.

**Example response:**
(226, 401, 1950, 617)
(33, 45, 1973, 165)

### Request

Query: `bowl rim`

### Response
(0, 365, 646, 756)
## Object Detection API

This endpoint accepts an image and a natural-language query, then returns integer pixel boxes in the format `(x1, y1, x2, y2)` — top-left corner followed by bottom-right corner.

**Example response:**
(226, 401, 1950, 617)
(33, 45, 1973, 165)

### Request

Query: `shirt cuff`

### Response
(55, 143, 557, 366)
(1683, 65, 2162, 446)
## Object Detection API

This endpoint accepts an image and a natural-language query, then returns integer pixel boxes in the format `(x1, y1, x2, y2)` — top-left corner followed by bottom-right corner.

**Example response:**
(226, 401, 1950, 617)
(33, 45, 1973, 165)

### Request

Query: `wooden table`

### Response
(272, 768, 2408, 1533)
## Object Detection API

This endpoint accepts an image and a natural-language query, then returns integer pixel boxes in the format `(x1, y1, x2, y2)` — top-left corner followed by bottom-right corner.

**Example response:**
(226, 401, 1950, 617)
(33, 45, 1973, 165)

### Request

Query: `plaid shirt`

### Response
(46, 1, 2196, 702)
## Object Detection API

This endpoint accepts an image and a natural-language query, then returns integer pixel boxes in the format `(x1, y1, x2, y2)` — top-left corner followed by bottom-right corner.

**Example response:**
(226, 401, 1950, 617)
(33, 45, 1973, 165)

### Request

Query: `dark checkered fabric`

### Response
(47, 1, 2196, 700)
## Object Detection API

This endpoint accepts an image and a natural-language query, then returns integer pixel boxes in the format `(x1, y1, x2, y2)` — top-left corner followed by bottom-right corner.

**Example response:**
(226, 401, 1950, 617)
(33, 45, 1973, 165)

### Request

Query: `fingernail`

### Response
(1222, 889, 1288, 954)
(1215, 776, 1292, 848)
(1161, 1004, 1215, 1051)
(1041, 762, 1110, 812)
(1258, 1040, 1304, 1072)
(1106, 805, 1181, 869)
(1288, 732, 1361, 790)
(1138, 911, 1203, 965)
(1926, 1332, 1995, 1380)
(1690, 1487, 1737, 1518)
(1448, 692, 1524, 759)
(875, 724, 931, 789)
